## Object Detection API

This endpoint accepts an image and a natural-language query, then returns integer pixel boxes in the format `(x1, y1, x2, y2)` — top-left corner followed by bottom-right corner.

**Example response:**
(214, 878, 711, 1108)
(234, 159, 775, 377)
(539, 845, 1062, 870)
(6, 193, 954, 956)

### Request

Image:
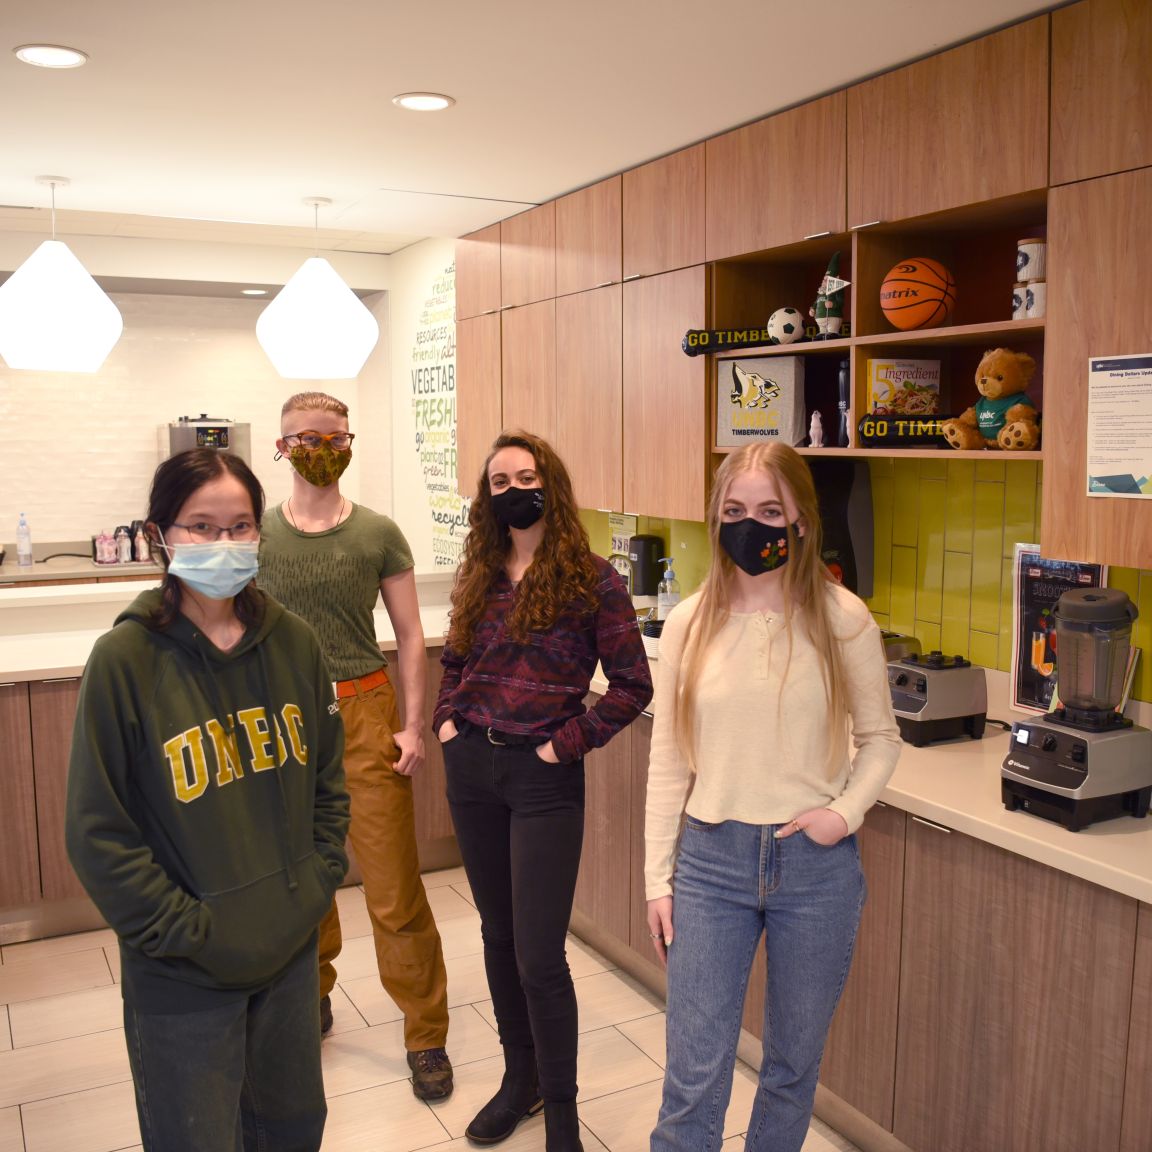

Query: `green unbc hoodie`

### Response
(66, 588, 350, 1012)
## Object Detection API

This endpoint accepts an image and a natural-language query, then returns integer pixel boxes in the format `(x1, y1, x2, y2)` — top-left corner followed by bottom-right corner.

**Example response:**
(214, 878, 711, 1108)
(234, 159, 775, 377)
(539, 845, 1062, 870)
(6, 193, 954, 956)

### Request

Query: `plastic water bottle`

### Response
(16, 512, 33, 568)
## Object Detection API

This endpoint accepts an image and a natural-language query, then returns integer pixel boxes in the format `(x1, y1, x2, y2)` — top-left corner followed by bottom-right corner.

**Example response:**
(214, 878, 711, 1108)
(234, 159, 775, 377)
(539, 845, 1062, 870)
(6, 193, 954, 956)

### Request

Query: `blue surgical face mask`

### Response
(159, 536, 260, 600)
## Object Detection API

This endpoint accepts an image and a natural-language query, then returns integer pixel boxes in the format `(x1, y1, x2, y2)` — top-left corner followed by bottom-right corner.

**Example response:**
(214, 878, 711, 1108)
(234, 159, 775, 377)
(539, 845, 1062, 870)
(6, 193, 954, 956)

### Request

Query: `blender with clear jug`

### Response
(1002, 588, 1151, 831)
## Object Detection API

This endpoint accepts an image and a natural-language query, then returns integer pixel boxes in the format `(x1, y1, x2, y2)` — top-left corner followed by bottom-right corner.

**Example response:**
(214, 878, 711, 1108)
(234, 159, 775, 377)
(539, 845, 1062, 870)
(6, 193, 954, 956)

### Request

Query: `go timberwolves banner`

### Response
(682, 327, 773, 356)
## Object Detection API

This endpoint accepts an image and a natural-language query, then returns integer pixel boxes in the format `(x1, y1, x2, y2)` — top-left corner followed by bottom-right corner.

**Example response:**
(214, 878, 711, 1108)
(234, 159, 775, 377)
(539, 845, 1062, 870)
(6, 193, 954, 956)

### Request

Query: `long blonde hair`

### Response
(674, 443, 849, 771)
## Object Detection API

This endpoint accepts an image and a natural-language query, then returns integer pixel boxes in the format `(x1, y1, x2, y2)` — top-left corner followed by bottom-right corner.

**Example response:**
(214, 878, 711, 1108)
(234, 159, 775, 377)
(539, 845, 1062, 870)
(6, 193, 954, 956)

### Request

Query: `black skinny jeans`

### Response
(443, 726, 585, 1102)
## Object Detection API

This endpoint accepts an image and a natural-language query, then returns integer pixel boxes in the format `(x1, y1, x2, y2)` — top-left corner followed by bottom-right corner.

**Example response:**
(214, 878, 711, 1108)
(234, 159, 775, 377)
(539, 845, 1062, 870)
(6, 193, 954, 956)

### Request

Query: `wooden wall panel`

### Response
(0, 682, 39, 907)
(555, 177, 621, 297)
(456, 223, 501, 320)
(501, 203, 556, 308)
(623, 145, 705, 279)
(501, 300, 556, 446)
(455, 313, 502, 498)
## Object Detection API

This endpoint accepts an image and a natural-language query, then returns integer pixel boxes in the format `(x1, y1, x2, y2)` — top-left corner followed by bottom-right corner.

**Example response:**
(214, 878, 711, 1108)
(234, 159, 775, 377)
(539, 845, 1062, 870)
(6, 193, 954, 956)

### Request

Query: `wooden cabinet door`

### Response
(819, 802, 905, 1131)
(502, 299, 556, 446)
(623, 267, 707, 521)
(30, 678, 87, 901)
(556, 285, 623, 511)
(0, 681, 39, 907)
(456, 313, 502, 499)
(894, 816, 1135, 1152)
(573, 708, 632, 947)
(628, 713, 655, 964)
(1122, 902, 1152, 1152)
(456, 223, 501, 320)
(412, 649, 451, 847)
(1051, 0, 1152, 185)
(706, 93, 846, 261)
(623, 144, 705, 279)
(847, 17, 1048, 225)
(501, 203, 555, 308)
(1042, 169, 1152, 568)
(555, 176, 621, 297)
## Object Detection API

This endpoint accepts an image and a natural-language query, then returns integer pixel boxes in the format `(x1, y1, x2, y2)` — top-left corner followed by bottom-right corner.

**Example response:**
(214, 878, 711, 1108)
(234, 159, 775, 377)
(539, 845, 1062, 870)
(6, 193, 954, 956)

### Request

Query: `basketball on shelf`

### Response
(879, 258, 956, 330)
(767, 307, 804, 345)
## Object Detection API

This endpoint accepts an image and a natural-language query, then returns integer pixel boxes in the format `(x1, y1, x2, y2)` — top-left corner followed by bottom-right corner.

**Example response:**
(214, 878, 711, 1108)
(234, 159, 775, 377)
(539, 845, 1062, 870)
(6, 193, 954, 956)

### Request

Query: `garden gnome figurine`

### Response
(811, 251, 848, 339)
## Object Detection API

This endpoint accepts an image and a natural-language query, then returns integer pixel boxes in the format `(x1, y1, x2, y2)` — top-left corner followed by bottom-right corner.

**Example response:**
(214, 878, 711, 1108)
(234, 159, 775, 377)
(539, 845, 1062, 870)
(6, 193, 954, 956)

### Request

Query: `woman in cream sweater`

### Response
(645, 442, 901, 1152)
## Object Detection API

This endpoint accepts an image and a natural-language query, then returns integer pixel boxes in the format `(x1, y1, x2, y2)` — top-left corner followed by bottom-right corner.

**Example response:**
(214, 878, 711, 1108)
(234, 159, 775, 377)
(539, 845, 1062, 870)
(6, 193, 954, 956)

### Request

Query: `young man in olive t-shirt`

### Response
(258, 391, 452, 1101)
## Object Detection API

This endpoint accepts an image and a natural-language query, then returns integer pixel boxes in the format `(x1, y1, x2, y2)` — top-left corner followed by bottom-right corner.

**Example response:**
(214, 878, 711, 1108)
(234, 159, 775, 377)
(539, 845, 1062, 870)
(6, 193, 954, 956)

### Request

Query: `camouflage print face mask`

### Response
(289, 442, 352, 488)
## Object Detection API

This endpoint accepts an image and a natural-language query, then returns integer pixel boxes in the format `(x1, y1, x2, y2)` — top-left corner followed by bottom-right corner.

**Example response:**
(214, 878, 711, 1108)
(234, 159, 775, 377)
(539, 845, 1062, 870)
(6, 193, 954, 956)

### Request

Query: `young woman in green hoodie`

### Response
(65, 448, 350, 1152)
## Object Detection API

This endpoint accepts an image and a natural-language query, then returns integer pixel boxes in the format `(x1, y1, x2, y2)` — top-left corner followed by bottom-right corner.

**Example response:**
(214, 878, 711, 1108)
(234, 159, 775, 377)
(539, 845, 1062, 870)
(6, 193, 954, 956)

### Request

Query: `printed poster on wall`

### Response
(1087, 353, 1152, 498)
(1011, 544, 1107, 714)
(410, 260, 470, 568)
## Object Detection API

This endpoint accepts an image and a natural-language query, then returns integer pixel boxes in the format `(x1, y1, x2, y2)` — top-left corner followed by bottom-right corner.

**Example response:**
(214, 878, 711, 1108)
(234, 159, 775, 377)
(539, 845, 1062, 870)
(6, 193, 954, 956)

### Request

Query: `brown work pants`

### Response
(318, 675, 449, 1052)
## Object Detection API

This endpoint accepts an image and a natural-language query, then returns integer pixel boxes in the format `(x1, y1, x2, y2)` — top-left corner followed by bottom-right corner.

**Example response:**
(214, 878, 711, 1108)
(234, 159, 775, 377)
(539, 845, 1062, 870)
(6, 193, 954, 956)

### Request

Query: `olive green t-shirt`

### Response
(258, 504, 414, 680)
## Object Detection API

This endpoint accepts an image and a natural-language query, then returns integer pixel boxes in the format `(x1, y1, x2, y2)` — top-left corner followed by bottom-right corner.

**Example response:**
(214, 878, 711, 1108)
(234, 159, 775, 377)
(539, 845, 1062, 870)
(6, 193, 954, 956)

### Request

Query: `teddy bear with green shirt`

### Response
(942, 347, 1040, 451)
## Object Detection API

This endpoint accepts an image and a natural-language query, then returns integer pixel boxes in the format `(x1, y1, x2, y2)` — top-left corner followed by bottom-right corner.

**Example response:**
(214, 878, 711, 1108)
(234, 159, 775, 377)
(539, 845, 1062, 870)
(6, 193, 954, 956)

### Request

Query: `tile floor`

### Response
(0, 867, 860, 1152)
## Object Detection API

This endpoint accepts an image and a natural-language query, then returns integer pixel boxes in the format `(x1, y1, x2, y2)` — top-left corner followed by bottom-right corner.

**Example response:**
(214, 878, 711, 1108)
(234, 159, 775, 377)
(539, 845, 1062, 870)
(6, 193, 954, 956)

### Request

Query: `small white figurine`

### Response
(809, 410, 825, 447)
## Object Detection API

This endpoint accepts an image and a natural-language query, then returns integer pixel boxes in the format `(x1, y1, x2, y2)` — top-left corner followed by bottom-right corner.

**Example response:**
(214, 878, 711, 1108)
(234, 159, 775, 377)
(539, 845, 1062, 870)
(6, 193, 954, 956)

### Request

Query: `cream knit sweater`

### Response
(644, 582, 902, 900)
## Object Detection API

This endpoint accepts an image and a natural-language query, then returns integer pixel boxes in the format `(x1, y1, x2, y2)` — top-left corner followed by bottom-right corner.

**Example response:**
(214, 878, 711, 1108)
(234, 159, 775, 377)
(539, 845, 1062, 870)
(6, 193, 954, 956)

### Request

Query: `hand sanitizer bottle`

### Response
(657, 557, 681, 621)
(16, 513, 33, 568)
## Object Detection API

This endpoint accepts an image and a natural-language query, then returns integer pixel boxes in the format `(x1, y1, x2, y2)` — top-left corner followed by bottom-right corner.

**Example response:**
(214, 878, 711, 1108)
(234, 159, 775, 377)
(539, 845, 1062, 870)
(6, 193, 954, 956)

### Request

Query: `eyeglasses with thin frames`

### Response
(281, 431, 355, 451)
(169, 521, 261, 543)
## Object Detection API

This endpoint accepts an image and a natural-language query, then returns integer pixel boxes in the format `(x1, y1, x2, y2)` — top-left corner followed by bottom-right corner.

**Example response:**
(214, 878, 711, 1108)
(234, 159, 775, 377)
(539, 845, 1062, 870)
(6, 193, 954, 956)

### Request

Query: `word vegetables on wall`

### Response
(410, 261, 469, 567)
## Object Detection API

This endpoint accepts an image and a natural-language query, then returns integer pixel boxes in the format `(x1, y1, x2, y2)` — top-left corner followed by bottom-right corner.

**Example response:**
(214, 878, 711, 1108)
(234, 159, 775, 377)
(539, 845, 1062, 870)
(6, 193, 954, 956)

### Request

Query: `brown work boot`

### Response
(407, 1046, 454, 1100)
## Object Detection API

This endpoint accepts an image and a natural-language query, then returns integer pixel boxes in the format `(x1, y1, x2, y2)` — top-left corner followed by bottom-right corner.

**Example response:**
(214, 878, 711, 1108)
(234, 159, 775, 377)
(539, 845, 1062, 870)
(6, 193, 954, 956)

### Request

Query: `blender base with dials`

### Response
(1002, 710, 1152, 832)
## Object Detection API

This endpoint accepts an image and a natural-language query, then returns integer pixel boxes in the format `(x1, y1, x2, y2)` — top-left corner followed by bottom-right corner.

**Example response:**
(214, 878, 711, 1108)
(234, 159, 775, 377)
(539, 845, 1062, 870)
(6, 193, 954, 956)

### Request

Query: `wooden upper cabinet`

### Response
(623, 267, 707, 520)
(1051, 0, 1152, 185)
(455, 223, 501, 320)
(500, 203, 556, 308)
(555, 286, 623, 511)
(623, 144, 705, 278)
(555, 177, 621, 297)
(502, 299, 557, 445)
(455, 313, 502, 499)
(847, 17, 1049, 225)
(705, 92, 846, 261)
(1042, 169, 1152, 569)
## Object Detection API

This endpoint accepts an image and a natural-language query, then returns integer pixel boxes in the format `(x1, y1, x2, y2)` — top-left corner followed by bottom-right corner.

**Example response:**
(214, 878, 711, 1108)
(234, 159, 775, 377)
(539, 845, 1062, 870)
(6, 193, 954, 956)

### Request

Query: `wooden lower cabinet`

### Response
(29, 678, 87, 901)
(406, 648, 454, 845)
(0, 681, 40, 906)
(627, 713, 655, 965)
(573, 710, 632, 946)
(894, 815, 1135, 1152)
(1122, 902, 1152, 1152)
(818, 802, 905, 1130)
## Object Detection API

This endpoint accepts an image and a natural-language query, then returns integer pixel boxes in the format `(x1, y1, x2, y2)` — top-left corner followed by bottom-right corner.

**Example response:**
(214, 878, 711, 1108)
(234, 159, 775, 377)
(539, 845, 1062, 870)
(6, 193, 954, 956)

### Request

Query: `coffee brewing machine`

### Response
(1002, 588, 1152, 831)
(888, 652, 987, 747)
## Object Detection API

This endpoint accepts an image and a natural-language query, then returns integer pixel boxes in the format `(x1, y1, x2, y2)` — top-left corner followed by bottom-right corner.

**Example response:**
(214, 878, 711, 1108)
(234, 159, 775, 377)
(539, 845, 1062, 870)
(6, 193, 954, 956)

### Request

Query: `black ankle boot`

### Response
(465, 1046, 543, 1145)
(544, 1100, 584, 1152)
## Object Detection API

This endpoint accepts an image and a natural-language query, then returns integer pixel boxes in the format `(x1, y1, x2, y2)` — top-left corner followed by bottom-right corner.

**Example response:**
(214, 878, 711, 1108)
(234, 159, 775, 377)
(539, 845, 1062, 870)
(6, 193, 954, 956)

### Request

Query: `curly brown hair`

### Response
(446, 430, 601, 653)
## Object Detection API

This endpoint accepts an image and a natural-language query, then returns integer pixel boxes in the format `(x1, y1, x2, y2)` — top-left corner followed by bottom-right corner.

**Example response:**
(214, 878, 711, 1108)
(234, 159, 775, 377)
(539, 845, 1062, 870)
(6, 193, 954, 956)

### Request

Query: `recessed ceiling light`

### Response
(241, 288, 268, 296)
(392, 92, 455, 112)
(14, 44, 88, 68)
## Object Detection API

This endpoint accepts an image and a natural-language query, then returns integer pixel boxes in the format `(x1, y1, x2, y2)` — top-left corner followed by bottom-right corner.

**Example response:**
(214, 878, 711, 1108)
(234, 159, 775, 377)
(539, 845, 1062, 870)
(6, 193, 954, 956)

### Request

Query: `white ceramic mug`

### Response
(1017, 238, 1047, 282)
(1012, 283, 1028, 320)
(1026, 280, 1046, 319)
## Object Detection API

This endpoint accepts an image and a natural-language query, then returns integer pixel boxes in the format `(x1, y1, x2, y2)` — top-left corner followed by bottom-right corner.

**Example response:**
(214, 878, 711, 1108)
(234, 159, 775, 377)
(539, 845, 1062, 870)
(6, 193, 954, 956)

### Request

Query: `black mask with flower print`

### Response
(719, 518, 800, 576)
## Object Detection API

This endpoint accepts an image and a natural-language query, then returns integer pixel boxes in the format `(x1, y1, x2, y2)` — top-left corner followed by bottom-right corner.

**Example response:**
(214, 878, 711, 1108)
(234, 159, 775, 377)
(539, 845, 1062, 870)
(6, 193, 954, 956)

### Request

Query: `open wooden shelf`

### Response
(855, 318, 1046, 348)
(712, 445, 1043, 461)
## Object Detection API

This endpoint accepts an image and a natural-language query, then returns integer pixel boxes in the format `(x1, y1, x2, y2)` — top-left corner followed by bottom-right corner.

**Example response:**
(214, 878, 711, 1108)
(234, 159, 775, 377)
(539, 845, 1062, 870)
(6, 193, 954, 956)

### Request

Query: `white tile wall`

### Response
(0, 292, 398, 545)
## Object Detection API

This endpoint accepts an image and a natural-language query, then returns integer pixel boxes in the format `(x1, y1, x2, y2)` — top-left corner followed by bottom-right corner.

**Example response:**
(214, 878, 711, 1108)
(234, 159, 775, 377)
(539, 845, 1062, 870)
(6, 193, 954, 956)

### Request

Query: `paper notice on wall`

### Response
(1086, 354, 1152, 499)
(609, 513, 637, 557)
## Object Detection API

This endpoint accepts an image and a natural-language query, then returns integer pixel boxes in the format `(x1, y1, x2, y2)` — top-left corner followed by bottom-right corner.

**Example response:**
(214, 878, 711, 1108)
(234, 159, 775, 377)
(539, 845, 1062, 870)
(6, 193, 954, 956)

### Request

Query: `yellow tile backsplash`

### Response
(867, 458, 1152, 704)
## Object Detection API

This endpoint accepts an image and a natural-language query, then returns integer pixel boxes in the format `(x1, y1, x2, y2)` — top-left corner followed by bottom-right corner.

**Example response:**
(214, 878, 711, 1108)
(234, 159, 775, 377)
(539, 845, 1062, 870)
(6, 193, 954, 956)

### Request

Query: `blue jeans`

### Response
(124, 939, 326, 1152)
(651, 819, 865, 1152)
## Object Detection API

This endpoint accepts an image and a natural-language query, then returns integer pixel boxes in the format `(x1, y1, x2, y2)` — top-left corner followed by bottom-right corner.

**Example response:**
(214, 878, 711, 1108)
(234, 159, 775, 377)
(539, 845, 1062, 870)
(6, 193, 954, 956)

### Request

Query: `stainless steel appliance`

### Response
(1002, 588, 1152, 831)
(166, 415, 251, 464)
(881, 630, 921, 662)
(889, 652, 987, 747)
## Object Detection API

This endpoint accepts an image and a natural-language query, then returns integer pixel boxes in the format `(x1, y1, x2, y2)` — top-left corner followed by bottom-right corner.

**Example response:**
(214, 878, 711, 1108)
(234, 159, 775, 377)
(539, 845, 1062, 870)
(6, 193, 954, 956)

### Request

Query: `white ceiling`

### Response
(1, 0, 1060, 258)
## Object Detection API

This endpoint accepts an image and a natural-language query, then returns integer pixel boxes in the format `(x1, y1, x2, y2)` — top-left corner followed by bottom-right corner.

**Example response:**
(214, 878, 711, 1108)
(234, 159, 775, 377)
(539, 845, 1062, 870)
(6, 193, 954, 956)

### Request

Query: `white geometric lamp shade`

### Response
(255, 256, 380, 379)
(0, 240, 124, 372)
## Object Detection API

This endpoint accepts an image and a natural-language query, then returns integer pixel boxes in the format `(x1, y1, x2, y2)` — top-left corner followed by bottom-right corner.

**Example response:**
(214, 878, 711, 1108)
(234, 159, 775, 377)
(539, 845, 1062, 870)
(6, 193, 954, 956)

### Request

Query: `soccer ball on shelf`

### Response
(767, 307, 804, 345)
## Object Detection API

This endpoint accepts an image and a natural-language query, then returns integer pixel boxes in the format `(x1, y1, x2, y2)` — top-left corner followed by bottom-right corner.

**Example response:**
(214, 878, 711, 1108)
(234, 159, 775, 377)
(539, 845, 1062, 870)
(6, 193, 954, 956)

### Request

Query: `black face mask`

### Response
(719, 518, 801, 576)
(491, 486, 546, 530)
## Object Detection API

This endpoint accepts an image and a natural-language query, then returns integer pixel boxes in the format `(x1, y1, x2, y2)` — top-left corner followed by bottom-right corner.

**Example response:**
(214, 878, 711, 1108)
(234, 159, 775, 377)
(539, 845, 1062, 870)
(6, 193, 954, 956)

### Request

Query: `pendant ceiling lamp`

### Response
(255, 197, 379, 379)
(0, 177, 124, 372)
